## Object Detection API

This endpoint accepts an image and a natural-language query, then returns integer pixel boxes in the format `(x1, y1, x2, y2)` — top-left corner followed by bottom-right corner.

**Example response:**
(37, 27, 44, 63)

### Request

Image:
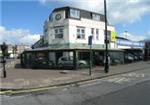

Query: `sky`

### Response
(0, 0, 150, 45)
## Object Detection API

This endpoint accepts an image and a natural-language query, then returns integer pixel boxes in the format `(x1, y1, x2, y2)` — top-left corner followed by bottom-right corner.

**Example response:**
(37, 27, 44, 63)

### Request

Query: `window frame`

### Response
(70, 9, 80, 19)
(92, 13, 100, 21)
(96, 29, 99, 40)
(91, 28, 94, 39)
(76, 27, 85, 39)
(54, 26, 64, 39)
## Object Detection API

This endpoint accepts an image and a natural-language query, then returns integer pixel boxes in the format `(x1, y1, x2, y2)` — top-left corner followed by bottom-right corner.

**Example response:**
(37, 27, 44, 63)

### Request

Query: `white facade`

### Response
(43, 7, 116, 50)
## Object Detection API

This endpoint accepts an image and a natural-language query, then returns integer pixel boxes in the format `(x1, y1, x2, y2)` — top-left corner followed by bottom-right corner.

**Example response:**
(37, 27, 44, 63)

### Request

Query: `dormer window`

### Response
(70, 9, 80, 19)
(92, 13, 100, 21)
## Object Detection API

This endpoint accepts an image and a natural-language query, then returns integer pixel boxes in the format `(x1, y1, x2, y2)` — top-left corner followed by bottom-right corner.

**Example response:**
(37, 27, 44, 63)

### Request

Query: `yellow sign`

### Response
(111, 31, 116, 42)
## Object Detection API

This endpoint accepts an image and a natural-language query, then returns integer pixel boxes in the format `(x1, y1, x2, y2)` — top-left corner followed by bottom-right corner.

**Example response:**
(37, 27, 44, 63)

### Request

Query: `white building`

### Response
(43, 6, 116, 50)
(23, 6, 122, 69)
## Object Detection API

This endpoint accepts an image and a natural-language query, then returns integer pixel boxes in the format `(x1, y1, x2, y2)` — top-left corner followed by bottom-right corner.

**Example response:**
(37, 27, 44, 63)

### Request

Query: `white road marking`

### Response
(0, 95, 27, 101)
(105, 72, 145, 84)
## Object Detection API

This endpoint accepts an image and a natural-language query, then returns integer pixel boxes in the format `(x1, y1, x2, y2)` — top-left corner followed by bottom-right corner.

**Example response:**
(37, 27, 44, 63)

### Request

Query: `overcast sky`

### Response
(1, 0, 150, 45)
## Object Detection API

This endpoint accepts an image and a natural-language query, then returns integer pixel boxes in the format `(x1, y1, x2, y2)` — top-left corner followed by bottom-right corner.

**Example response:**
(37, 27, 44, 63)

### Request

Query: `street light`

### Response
(104, 0, 109, 73)
(0, 42, 8, 78)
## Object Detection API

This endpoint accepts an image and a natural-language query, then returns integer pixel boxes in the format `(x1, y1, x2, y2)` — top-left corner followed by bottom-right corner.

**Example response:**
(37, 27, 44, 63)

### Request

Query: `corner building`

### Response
(22, 6, 124, 69)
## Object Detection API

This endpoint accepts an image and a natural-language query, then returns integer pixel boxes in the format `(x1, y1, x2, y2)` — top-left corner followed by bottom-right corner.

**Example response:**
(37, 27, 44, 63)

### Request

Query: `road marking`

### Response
(0, 95, 27, 101)
(122, 73, 145, 78)
(105, 72, 146, 84)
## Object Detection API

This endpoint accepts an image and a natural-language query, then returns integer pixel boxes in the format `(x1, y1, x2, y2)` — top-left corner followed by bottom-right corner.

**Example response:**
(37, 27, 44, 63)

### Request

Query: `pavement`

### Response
(0, 59, 150, 91)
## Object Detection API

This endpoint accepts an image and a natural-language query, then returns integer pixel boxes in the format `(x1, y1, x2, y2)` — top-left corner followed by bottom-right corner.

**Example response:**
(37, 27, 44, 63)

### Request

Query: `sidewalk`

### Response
(0, 60, 150, 90)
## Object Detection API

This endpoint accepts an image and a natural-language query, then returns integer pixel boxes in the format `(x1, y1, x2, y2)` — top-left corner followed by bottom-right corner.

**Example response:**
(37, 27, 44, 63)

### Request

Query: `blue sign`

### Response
(116, 39, 144, 48)
(88, 36, 93, 45)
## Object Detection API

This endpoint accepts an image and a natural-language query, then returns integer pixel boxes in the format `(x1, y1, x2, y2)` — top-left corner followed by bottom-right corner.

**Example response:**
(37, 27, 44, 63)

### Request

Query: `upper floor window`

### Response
(54, 26, 64, 38)
(104, 30, 111, 40)
(91, 28, 94, 39)
(70, 9, 80, 19)
(96, 29, 99, 40)
(77, 27, 85, 39)
(92, 14, 100, 21)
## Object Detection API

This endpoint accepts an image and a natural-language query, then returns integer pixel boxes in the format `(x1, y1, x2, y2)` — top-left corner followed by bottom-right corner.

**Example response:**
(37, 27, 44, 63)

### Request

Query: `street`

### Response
(80, 80, 150, 105)
(1, 67, 150, 105)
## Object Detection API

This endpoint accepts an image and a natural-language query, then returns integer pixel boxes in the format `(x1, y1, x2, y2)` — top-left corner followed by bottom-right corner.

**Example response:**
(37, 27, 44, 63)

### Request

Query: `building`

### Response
(21, 6, 123, 69)
(0, 44, 31, 58)
(116, 36, 145, 63)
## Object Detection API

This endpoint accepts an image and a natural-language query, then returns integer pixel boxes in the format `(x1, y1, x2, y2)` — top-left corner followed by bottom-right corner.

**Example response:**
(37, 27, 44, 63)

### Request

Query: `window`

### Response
(91, 28, 94, 39)
(61, 57, 67, 61)
(54, 27, 64, 38)
(92, 14, 100, 21)
(104, 30, 111, 40)
(96, 29, 99, 40)
(70, 9, 80, 19)
(77, 27, 85, 39)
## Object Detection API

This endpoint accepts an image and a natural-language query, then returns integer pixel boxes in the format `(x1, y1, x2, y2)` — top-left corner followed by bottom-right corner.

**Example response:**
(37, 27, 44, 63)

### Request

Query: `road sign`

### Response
(88, 36, 93, 45)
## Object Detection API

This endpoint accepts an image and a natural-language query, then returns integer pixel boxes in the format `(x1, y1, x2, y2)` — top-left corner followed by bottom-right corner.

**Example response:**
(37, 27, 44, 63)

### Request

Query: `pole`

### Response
(1, 42, 7, 78)
(89, 45, 92, 75)
(2, 56, 6, 78)
(104, 0, 109, 73)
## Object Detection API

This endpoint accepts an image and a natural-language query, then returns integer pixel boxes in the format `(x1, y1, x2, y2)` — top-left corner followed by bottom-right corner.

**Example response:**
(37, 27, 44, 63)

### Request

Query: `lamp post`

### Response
(1, 42, 7, 78)
(104, 0, 109, 73)
(88, 35, 93, 75)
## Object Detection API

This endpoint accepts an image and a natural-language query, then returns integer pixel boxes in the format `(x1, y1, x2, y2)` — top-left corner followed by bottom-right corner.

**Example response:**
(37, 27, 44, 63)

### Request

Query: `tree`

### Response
(12, 45, 17, 58)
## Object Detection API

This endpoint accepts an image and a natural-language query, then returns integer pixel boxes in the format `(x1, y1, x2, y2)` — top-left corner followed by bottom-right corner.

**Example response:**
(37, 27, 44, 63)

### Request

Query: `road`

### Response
(80, 80, 150, 105)
(1, 66, 150, 105)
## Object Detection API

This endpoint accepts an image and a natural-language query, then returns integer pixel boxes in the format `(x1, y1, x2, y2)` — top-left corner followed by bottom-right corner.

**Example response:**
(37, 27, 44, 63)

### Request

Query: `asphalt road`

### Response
(80, 80, 150, 105)
(1, 67, 150, 105)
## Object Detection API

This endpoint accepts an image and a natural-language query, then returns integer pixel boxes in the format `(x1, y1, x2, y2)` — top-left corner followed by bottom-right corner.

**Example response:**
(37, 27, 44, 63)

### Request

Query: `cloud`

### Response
(0, 26, 40, 45)
(38, 0, 47, 5)
(38, 0, 150, 25)
(148, 31, 150, 35)
(146, 30, 150, 39)
(120, 31, 145, 41)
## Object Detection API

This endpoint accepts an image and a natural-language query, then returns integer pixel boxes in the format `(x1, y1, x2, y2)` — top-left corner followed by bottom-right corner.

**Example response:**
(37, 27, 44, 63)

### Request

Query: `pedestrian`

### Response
(103, 54, 111, 66)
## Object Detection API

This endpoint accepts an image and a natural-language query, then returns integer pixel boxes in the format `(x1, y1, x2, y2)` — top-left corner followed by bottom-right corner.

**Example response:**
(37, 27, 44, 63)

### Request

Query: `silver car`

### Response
(58, 56, 88, 68)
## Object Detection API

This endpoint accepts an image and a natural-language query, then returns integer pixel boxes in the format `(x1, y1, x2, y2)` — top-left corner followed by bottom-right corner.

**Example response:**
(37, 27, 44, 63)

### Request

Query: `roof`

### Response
(50, 6, 106, 23)
(53, 6, 104, 16)
(24, 47, 124, 52)
(116, 36, 130, 41)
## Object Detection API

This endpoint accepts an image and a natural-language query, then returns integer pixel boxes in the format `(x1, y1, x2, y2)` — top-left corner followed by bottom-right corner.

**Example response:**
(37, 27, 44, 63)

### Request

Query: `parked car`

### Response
(58, 56, 88, 68)
(125, 53, 134, 63)
(131, 52, 143, 61)
(31, 55, 54, 69)
(111, 58, 120, 65)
